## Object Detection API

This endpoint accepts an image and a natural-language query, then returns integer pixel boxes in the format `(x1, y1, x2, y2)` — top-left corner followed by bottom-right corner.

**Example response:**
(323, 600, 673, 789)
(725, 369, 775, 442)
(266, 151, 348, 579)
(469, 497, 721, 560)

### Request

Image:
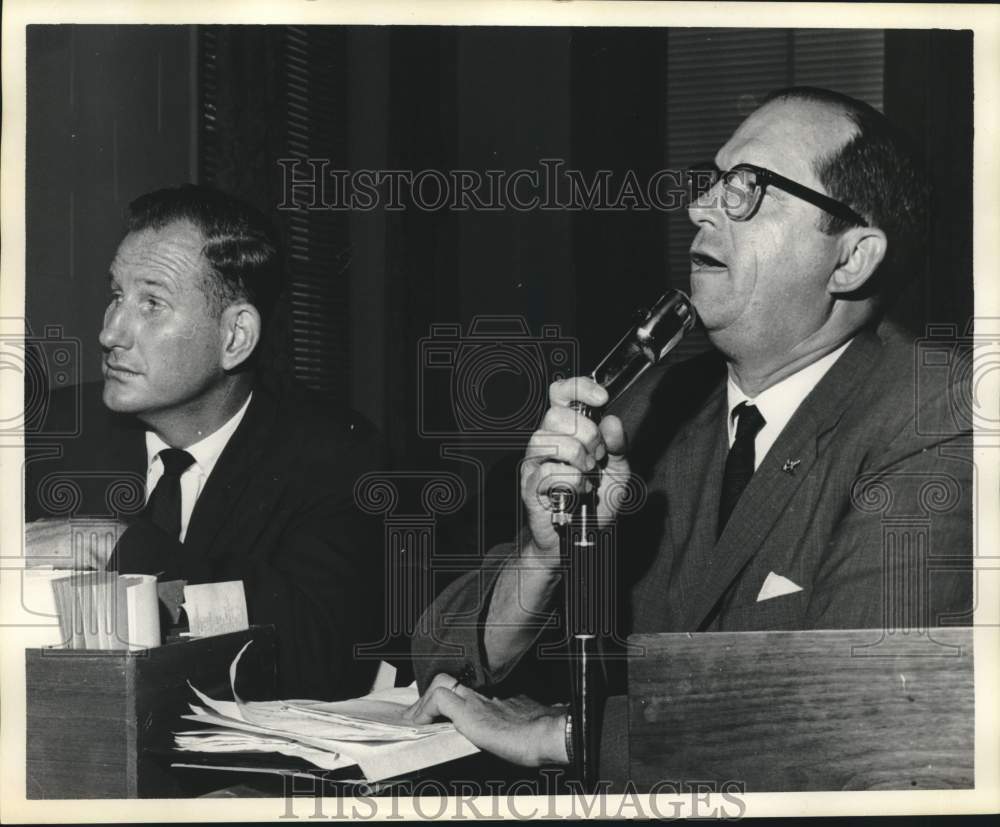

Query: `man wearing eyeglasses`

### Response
(405, 88, 972, 772)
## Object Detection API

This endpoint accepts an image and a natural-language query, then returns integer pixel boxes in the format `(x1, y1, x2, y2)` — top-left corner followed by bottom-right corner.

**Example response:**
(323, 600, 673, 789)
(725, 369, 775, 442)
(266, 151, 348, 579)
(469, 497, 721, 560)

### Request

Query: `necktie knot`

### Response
(142, 449, 195, 541)
(158, 448, 195, 478)
(733, 402, 766, 442)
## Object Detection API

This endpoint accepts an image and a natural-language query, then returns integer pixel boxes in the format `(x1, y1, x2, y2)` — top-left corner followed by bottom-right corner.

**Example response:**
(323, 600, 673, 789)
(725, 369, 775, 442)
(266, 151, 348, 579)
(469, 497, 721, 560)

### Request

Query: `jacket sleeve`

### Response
(411, 533, 569, 699)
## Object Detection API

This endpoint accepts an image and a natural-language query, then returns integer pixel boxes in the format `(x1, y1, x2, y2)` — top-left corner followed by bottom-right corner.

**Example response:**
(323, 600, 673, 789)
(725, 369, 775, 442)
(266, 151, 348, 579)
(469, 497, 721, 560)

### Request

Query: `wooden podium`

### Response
(627, 627, 973, 792)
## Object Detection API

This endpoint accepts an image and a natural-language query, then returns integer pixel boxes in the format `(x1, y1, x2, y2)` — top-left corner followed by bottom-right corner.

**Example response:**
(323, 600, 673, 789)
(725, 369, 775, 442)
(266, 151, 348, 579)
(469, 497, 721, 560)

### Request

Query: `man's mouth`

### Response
(690, 251, 727, 270)
(104, 361, 140, 378)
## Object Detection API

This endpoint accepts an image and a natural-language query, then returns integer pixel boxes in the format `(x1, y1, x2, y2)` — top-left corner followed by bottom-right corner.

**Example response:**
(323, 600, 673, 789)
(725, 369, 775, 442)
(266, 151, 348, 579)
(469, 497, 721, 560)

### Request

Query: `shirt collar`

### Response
(145, 392, 253, 473)
(726, 339, 852, 440)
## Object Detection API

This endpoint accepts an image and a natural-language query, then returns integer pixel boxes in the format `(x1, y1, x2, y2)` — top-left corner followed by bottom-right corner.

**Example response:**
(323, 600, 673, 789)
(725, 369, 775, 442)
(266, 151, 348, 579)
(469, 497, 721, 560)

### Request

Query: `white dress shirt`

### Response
(726, 341, 852, 470)
(144, 393, 253, 542)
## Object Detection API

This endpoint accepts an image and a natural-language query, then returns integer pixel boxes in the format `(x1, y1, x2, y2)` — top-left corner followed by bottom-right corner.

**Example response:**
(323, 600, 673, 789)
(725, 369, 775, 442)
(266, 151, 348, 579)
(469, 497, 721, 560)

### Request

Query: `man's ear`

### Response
(219, 303, 261, 371)
(828, 226, 888, 295)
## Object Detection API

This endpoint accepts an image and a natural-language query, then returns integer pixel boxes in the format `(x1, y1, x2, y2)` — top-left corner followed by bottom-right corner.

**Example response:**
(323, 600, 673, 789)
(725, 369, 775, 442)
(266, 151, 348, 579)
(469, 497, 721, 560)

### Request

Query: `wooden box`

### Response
(26, 626, 276, 799)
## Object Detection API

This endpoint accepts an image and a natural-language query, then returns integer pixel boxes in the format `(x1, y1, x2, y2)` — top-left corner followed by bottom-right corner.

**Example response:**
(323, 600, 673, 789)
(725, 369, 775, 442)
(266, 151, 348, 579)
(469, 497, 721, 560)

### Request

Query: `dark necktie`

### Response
(718, 402, 766, 537)
(145, 448, 195, 540)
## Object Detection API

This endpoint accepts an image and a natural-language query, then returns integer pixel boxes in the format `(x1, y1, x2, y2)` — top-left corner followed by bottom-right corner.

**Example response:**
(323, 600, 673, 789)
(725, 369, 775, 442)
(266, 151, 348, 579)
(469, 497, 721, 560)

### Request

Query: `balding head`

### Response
(762, 87, 929, 303)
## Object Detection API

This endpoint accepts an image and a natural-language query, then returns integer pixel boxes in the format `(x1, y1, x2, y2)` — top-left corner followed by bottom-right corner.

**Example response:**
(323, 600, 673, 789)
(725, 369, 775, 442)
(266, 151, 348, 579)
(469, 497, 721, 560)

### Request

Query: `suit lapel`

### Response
(182, 389, 278, 559)
(679, 330, 884, 630)
(668, 387, 728, 579)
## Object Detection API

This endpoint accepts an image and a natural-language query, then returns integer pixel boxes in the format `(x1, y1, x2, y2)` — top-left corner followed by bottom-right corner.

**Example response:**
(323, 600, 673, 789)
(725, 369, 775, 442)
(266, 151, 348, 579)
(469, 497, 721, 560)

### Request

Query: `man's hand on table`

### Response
(25, 517, 128, 570)
(403, 673, 569, 767)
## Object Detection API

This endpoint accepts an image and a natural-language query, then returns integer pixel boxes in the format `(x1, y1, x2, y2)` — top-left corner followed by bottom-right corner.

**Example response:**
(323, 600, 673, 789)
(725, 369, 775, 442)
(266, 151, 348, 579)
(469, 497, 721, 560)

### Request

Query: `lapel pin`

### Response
(782, 459, 801, 474)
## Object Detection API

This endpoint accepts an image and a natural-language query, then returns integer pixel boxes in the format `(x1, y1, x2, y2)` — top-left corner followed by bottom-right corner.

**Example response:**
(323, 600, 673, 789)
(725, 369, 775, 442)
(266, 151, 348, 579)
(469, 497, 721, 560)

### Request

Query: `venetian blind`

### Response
(198, 26, 350, 397)
(280, 27, 351, 395)
(665, 28, 885, 358)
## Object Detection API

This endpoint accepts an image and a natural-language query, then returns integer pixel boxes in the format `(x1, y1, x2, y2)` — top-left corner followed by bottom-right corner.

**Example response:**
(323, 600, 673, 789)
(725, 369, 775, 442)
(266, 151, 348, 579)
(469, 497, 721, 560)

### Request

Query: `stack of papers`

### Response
(50, 571, 160, 650)
(175, 642, 479, 781)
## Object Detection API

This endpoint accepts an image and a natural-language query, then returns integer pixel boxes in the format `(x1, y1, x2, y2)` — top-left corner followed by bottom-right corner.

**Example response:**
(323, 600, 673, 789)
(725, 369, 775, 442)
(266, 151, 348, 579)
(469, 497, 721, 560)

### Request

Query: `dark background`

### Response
(25, 25, 974, 558)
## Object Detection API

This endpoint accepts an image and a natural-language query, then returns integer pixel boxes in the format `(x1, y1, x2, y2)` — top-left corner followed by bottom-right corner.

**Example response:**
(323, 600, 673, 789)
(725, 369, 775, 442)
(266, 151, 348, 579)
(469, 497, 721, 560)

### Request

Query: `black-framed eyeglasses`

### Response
(686, 161, 867, 227)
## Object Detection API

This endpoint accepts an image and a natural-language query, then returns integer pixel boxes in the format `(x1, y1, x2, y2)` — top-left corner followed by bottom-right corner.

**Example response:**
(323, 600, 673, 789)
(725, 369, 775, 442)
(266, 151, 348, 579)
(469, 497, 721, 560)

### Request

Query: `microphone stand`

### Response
(546, 289, 697, 793)
(551, 488, 599, 791)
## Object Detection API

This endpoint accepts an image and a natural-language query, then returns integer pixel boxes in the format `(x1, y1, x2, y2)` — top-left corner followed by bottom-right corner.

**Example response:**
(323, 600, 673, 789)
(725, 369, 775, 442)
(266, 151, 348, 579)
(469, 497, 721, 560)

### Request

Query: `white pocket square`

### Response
(756, 572, 804, 602)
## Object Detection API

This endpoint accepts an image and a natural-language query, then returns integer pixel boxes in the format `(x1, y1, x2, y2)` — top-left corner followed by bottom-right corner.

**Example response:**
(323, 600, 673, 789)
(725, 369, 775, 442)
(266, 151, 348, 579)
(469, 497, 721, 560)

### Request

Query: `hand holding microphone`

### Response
(519, 290, 697, 558)
(521, 378, 630, 557)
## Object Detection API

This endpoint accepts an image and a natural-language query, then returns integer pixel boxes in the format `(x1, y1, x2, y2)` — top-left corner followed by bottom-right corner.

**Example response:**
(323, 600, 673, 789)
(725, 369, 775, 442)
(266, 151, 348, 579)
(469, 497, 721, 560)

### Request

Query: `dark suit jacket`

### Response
(26, 378, 386, 700)
(410, 322, 973, 773)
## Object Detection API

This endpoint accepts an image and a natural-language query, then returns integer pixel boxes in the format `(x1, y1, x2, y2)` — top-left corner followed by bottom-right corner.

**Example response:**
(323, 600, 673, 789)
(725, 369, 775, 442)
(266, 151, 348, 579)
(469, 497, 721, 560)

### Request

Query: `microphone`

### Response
(551, 289, 697, 518)
(577, 288, 697, 418)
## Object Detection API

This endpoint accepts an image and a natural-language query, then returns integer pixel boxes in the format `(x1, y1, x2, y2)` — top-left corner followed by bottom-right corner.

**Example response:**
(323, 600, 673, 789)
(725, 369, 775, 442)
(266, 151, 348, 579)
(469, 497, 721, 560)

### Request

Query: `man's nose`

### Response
(687, 180, 725, 228)
(98, 303, 131, 350)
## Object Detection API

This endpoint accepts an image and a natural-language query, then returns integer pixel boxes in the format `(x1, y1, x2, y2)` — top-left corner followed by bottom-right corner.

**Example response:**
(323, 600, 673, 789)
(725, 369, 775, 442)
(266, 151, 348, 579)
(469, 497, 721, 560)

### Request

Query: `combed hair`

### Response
(763, 87, 930, 301)
(124, 184, 282, 320)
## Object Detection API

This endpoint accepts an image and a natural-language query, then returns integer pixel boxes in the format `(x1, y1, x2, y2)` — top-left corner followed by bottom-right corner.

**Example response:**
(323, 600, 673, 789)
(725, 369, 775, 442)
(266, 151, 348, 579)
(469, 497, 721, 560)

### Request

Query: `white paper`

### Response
(177, 642, 480, 781)
(173, 731, 354, 771)
(123, 574, 160, 649)
(756, 571, 805, 602)
(370, 660, 397, 692)
(10, 569, 72, 648)
(183, 581, 249, 637)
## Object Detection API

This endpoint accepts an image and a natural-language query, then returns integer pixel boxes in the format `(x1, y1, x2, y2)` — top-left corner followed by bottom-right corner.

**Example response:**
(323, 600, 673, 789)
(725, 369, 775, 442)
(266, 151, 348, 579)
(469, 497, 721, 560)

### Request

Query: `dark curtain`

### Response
(884, 29, 974, 335)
